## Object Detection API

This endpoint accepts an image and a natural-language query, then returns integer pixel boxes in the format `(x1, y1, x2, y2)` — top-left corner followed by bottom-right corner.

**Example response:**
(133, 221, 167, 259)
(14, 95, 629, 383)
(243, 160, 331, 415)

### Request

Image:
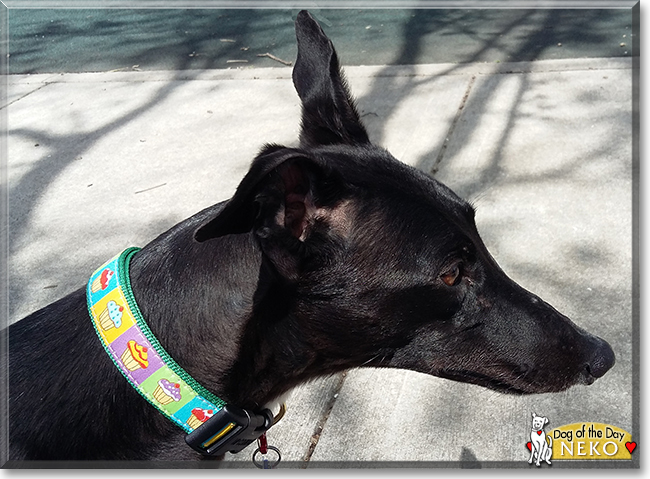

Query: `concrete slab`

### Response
(8, 69, 300, 320)
(6, 58, 634, 467)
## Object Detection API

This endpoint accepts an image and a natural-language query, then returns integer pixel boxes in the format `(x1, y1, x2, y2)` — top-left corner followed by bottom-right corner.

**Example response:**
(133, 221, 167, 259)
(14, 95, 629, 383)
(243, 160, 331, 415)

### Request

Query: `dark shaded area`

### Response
(8, 8, 632, 74)
(460, 447, 481, 468)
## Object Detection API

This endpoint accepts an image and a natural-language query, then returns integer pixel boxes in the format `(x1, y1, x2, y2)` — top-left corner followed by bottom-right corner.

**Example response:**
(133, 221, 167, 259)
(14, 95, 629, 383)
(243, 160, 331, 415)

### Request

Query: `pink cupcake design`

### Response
(91, 269, 114, 293)
(186, 407, 215, 429)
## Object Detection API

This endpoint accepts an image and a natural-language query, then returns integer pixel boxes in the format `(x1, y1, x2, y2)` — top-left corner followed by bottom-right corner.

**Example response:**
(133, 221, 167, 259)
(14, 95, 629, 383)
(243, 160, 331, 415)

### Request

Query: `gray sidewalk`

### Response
(6, 57, 634, 466)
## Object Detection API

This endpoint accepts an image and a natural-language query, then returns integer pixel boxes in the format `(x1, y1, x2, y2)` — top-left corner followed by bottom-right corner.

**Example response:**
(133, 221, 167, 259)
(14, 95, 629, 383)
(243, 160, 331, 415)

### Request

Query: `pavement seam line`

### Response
(301, 371, 347, 465)
(430, 75, 476, 177)
(1, 81, 52, 111)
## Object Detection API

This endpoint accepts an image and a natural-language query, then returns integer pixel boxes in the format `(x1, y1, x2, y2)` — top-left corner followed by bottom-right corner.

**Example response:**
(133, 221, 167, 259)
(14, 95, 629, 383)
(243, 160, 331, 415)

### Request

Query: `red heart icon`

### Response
(537, 431, 543, 435)
(625, 442, 636, 454)
(526, 442, 532, 451)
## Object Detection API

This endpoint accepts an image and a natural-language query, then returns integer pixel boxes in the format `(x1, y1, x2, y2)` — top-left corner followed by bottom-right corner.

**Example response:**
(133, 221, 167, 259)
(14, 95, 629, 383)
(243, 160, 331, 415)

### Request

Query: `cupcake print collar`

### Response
(87, 247, 283, 457)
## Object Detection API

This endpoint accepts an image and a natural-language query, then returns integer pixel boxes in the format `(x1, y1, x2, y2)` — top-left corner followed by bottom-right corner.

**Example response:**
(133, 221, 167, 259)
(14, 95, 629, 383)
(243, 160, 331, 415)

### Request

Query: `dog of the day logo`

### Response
(526, 413, 635, 465)
(527, 413, 553, 466)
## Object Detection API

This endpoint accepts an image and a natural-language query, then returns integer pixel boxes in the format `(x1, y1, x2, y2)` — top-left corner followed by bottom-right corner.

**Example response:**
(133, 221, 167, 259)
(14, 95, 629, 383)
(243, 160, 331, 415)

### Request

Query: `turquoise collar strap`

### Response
(87, 248, 281, 457)
(87, 247, 226, 433)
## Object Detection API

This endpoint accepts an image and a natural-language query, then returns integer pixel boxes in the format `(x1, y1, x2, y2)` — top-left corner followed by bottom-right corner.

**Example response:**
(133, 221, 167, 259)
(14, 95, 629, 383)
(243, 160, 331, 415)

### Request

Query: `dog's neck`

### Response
(124, 211, 296, 410)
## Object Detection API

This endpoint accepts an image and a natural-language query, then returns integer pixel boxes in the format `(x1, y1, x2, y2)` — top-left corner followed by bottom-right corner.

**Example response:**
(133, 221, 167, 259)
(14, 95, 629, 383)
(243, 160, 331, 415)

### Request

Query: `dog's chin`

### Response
(435, 369, 575, 395)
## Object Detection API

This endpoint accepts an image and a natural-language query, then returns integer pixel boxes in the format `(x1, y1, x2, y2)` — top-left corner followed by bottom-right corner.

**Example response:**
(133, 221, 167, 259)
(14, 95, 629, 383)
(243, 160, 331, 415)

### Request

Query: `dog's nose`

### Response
(584, 337, 616, 380)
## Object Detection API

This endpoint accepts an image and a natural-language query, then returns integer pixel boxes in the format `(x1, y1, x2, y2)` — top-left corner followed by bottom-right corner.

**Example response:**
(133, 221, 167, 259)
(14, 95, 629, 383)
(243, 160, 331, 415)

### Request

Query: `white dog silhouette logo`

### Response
(528, 413, 553, 466)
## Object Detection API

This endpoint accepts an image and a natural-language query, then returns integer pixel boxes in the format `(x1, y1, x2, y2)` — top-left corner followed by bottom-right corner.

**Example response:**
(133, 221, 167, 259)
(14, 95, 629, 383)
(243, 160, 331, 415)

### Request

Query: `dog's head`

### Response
(531, 413, 549, 431)
(195, 11, 614, 400)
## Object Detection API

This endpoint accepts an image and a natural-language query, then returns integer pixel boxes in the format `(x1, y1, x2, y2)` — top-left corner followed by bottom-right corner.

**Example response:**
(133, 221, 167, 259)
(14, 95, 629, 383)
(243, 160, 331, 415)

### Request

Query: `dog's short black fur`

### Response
(8, 11, 615, 461)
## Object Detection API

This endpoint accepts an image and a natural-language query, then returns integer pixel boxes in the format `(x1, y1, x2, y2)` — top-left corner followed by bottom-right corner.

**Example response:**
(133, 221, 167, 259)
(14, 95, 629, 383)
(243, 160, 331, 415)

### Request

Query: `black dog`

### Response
(8, 11, 614, 462)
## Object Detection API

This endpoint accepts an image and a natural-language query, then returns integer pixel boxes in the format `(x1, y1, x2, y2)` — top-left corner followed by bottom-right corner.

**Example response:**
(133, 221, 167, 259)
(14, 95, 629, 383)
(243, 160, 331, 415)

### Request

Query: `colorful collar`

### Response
(86, 247, 277, 456)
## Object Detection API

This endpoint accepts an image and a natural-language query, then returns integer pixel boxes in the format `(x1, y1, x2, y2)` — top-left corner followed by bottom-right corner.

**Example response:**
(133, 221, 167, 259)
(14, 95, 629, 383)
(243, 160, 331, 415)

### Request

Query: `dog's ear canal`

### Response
(253, 156, 336, 280)
(194, 146, 347, 279)
(194, 147, 309, 242)
(293, 10, 370, 148)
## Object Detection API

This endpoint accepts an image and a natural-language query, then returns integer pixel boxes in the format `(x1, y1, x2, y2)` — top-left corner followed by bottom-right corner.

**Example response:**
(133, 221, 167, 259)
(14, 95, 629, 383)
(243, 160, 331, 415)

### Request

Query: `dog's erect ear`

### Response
(293, 10, 370, 148)
(195, 145, 351, 280)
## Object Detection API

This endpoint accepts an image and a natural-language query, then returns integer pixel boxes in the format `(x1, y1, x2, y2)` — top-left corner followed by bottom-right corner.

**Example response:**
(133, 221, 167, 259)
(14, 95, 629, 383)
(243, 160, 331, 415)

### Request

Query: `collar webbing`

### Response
(87, 247, 226, 434)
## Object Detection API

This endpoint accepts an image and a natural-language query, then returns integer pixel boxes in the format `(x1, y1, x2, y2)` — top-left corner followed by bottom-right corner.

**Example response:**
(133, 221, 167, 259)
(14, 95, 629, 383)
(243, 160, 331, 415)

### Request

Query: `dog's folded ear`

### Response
(293, 10, 370, 148)
(194, 146, 304, 243)
(195, 144, 351, 280)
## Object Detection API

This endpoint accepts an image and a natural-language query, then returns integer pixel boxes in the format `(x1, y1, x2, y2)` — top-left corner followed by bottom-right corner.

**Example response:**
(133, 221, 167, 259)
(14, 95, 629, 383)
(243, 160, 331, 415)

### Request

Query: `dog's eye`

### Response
(441, 264, 461, 286)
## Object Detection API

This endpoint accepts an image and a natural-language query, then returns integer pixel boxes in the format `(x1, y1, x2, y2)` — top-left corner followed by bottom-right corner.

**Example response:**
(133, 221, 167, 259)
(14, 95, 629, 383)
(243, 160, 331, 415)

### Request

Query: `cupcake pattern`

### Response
(153, 379, 182, 405)
(91, 268, 114, 293)
(87, 249, 223, 433)
(186, 407, 215, 429)
(120, 340, 149, 371)
(99, 300, 124, 331)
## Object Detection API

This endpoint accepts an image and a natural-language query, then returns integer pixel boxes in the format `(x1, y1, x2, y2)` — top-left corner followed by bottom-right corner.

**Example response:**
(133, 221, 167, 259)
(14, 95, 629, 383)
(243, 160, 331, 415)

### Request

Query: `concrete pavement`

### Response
(5, 57, 635, 467)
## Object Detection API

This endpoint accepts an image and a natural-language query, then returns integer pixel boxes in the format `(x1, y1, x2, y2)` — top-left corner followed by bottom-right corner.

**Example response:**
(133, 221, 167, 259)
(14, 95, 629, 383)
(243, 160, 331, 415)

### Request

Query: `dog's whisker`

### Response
(360, 353, 381, 367)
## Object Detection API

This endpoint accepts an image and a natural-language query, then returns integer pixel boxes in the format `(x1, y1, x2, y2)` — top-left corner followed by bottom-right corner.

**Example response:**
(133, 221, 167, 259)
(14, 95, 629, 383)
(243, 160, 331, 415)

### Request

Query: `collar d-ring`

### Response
(272, 403, 287, 426)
